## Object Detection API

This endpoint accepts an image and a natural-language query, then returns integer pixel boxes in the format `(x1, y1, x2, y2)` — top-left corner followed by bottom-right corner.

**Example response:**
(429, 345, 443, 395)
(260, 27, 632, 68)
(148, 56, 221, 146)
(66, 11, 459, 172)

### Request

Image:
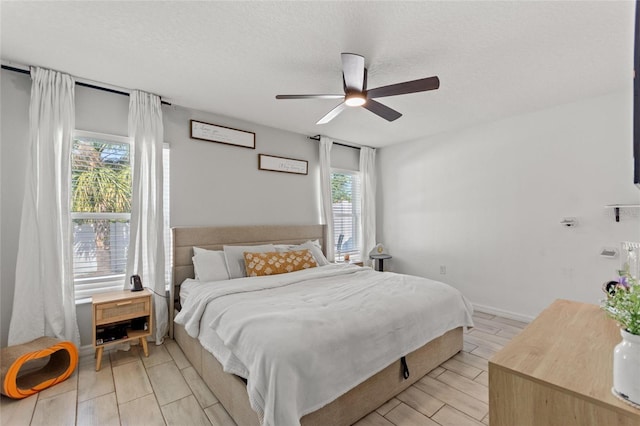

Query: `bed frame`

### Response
(171, 225, 463, 426)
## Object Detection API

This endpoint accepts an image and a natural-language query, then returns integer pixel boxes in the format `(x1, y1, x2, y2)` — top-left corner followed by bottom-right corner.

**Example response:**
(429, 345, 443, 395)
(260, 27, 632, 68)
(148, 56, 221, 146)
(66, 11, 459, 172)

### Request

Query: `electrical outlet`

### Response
(440, 265, 446, 275)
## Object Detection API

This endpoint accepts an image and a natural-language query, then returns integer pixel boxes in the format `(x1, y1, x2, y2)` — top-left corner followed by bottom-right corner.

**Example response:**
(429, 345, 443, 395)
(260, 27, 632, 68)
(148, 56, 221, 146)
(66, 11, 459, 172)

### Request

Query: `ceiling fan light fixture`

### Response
(345, 94, 366, 107)
(275, 53, 439, 123)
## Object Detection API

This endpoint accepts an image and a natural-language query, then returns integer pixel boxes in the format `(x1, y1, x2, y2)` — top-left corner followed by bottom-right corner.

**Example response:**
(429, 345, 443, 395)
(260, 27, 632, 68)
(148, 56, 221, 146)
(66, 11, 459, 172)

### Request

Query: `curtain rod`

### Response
(1, 64, 171, 106)
(307, 135, 364, 150)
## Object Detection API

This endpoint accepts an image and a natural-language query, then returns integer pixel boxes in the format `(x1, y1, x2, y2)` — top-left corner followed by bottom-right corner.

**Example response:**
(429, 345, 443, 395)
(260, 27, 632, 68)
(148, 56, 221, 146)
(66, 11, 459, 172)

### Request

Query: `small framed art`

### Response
(258, 154, 308, 175)
(190, 120, 255, 149)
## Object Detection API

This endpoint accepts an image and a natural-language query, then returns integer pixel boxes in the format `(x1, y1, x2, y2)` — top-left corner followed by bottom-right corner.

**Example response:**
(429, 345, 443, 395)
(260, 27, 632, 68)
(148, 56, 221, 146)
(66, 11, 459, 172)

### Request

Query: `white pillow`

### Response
(301, 240, 330, 266)
(223, 244, 276, 279)
(276, 240, 329, 266)
(192, 247, 230, 282)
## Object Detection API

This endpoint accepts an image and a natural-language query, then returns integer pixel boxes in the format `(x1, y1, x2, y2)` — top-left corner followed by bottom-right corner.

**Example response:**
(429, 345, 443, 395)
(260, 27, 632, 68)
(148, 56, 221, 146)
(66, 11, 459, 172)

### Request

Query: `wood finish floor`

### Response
(0, 311, 528, 426)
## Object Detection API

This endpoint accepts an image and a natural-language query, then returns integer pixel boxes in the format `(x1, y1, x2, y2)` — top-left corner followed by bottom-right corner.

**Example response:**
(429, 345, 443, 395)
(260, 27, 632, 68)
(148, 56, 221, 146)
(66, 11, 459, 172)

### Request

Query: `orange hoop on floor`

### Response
(1, 337, 78, 399)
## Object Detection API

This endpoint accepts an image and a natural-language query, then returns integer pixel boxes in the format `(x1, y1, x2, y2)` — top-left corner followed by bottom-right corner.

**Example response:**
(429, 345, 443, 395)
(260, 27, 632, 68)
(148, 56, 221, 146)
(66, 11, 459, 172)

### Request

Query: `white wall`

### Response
(164, 105, 319, 227)
(331, 143, 360, 171)
(1, 70, 31, 349)
(0, 69, 325, 347)
(378, 90, 640, 321)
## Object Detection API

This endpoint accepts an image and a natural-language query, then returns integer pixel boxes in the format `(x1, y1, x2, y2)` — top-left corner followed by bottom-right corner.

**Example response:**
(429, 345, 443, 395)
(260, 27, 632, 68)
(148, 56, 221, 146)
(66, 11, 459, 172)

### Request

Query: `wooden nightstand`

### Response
(92, 289, 153, 371)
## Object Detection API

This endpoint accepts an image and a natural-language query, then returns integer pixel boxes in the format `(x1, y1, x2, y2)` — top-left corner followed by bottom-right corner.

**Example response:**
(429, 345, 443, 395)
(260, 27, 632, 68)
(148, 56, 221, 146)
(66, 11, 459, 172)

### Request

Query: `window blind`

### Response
(331, 169, 362, 261)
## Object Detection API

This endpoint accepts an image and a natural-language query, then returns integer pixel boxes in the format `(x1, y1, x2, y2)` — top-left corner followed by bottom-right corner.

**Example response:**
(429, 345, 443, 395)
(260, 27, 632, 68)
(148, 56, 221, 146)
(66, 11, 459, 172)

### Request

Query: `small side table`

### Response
(370, 254, 392, 272)
(92, 289, 153, 371)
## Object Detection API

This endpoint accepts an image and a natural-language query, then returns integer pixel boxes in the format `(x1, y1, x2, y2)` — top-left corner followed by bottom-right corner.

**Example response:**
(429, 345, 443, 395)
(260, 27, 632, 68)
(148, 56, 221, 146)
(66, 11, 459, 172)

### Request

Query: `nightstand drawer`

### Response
(95, 297, 150, 325)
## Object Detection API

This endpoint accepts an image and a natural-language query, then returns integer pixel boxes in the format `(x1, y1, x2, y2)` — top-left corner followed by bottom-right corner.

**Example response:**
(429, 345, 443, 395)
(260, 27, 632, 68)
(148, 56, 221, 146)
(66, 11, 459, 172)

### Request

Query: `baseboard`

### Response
(472, 302, 535, 324)
(79, 344, 94, 357)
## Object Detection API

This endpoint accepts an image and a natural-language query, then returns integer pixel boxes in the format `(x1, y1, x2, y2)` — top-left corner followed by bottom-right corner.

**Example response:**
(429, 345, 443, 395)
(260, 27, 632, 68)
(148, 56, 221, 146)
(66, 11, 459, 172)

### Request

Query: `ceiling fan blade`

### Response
(367, 76, 440, 99)
(316, 102, 346, 125)
(341, 53, 365, 92)
(363, 99, 402, 122)
(276, 94, 345, 100)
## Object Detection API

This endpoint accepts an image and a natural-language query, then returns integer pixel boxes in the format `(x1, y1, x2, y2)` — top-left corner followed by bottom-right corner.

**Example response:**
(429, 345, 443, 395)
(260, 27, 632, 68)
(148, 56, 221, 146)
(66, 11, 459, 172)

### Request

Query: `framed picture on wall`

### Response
(258, 154, 308, 175)
(190, 120, 255, 149)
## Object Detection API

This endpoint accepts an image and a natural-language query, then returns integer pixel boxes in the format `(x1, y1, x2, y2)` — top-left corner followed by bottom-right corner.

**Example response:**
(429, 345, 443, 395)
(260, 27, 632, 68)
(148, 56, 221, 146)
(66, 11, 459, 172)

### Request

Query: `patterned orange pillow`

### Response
(244, 249, 318, 277)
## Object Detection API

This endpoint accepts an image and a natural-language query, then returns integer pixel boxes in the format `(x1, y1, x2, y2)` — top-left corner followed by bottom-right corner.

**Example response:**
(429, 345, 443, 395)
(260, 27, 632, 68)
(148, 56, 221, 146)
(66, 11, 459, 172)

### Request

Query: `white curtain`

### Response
(319, 136, 335, 262)
(126, 90, 168, 344)
(360, 147, 377, 266)
(8, 67, 80, 346)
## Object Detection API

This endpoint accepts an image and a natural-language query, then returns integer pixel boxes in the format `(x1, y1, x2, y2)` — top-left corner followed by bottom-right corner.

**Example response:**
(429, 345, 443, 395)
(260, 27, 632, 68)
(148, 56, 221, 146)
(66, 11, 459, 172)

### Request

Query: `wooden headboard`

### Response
(170, 224, 326, 336)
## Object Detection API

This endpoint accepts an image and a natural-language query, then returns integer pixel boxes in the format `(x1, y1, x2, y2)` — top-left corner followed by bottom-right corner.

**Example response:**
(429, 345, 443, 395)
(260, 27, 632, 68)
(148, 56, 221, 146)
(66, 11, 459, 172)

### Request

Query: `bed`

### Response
(170, 225, 473, 426)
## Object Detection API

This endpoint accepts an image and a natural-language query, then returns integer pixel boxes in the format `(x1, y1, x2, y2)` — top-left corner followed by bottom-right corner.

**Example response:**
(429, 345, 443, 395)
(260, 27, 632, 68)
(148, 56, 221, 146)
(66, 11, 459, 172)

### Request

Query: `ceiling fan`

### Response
(275, 53, 440, 124)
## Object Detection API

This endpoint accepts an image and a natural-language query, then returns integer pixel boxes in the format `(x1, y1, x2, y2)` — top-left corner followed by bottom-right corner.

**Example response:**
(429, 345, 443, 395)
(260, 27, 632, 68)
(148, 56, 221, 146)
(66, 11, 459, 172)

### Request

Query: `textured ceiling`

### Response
(0, 1, 635, 147)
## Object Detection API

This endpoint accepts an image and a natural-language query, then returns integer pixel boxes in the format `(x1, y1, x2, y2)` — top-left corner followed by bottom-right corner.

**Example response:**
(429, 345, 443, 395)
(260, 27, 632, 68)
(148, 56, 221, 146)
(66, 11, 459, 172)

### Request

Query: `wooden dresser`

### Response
(489, 299, 640, 426)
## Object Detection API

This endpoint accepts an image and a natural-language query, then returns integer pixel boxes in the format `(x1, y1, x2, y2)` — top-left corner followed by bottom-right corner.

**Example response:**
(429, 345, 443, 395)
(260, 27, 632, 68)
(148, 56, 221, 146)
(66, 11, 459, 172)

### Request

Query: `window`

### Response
(331, 169, 361, 261)
(71, 131, 170, 301)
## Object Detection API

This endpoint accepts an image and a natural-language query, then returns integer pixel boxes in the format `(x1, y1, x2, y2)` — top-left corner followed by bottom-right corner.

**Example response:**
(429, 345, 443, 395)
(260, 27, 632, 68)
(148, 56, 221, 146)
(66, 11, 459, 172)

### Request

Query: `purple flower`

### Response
(618, 276, 630, 289)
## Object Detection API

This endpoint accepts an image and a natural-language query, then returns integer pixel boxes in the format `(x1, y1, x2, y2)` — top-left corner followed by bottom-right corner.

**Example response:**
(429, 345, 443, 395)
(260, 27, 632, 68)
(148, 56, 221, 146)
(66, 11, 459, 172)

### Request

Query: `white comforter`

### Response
(174, 264, 474, 426)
